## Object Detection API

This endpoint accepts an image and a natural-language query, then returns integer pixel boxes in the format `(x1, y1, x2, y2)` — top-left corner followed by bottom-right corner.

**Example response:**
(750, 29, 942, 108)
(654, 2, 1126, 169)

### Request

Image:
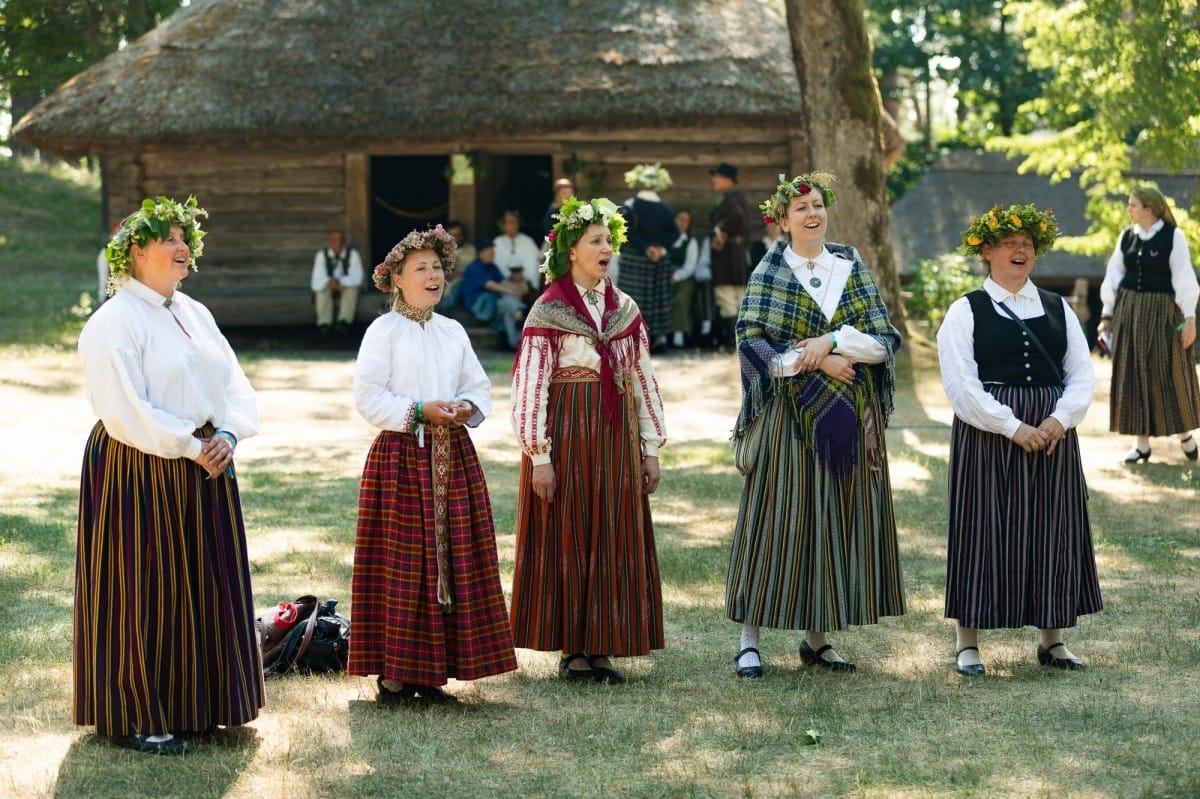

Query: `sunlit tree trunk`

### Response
(783, 0, 907, 331)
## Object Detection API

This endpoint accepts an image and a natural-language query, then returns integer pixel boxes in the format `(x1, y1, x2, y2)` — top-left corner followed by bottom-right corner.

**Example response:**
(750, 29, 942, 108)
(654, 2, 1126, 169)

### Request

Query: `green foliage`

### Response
(1000, 0, 1200, 256)
(886, 140, 939, 202)
(903, 253, 982, 327)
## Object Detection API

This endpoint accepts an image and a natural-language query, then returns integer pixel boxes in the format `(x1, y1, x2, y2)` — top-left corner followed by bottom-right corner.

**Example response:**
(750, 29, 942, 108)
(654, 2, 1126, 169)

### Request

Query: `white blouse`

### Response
(768, 246, 888, 377)
(78, 279, 258, 460)
(937, 277, 1094, 438)
(511, 279, 668, 465)
(1099, 220, 1198, 317)
(354, 311, 490, 435)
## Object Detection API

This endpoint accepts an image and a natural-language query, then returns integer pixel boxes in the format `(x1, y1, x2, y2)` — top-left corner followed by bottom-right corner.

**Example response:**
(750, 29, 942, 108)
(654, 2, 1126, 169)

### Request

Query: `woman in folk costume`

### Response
(350, 226, 516, 705)
(619, 163, 680, 350)
(76, 197, 261, 754)
(1096, 185, 1200, 463)
(938, 204, 1102, 675)
(510, 197, 668, 685)
(726, 173, 905, 678)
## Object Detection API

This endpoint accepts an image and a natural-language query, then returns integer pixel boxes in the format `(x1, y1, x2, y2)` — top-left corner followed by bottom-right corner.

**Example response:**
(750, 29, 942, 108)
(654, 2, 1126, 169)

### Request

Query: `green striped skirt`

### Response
(725, 396, 906, 631)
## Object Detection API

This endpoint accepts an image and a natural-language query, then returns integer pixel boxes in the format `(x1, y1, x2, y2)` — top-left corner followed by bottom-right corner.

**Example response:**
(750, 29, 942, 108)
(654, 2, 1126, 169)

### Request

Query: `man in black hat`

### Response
(708, 163, 752, 351)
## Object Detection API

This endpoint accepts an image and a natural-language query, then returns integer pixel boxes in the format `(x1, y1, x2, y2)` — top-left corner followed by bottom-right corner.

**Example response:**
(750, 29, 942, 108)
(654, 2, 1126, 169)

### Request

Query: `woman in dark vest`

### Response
(937, 204, 1102, 676)
(1096, 186, 1199, 463)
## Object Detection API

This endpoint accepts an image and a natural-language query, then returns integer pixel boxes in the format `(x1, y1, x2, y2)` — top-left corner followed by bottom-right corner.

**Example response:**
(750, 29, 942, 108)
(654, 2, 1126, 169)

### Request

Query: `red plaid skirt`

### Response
(349, 426, 516, 685)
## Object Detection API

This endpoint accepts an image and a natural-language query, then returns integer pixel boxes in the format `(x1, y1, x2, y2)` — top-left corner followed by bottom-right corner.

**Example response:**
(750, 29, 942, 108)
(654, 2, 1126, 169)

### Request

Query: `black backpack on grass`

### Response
(257, 595, 350, 675)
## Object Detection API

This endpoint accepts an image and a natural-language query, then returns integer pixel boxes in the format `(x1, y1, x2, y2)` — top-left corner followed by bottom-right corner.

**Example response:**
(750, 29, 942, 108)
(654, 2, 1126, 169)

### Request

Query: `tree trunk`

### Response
(783, 0, 907, 332)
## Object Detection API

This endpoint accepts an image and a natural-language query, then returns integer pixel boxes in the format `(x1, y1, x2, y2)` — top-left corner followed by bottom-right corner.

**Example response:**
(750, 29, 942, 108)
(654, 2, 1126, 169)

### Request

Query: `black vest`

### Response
(966, 288, 1067, 387)
(324, 247, 352, 279)
(1119, 223, 1175, 294)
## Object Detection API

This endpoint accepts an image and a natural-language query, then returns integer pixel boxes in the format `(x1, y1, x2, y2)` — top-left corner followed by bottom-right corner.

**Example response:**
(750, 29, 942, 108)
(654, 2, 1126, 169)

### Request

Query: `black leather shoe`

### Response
(412, 684, 459, 704)
(559, 653, 596, 683)
(734, 646, 763, 678)
(1182, 435, 1198, 461)
(955, 646, 986, 676)
(1037, 643, 1086, 671)
(799, 639, 856, 673)
(377, 676, 418, 706)
(113, 734, 187, 755)
(587, 655, 626, 685)
(1124, 445, 1151, 463)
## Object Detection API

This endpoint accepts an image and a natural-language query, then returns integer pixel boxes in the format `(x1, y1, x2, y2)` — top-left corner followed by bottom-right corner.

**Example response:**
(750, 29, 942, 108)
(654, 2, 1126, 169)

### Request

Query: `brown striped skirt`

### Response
(349, 426, 516, 685)
(945, 385, 1103, 629)
(509, 368, 665, 656)
(74, 422, 263, 738)
(1110, 288, 1200, 435)
(725, 395, 906, 631)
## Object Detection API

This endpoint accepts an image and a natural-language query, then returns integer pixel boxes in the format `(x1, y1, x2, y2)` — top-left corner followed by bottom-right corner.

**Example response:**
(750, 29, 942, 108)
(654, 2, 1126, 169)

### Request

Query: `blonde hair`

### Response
(1130, 186, 1177, 227)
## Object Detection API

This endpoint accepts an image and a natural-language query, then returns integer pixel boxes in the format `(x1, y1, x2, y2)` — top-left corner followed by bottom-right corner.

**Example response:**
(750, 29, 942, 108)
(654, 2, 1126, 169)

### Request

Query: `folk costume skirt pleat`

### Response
(1109, 288, 1200, 436)
(74, 422, 263, 738)
(618, 249, 673, 341)
(945, 385, 1103, 629)
(510, 371, 665, 656)
(725, 395, 905, 631)
(349, 426, 516, 685)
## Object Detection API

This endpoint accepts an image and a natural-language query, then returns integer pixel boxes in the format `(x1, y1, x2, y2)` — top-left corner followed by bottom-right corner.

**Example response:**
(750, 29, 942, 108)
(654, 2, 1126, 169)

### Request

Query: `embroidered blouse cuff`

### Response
(642, 443, 660, 458)
(530, 451, 553, 466)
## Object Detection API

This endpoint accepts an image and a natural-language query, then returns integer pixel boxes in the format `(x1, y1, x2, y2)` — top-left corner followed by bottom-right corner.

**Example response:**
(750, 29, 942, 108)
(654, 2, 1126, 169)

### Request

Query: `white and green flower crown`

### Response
(372, 224, 458, 291)
(623, 162, 673, 192)
(759, 172, 838, 225)
(104, 196, 208, 296)
(541, 197, 627, 282)
(959, 203, 1060, 257)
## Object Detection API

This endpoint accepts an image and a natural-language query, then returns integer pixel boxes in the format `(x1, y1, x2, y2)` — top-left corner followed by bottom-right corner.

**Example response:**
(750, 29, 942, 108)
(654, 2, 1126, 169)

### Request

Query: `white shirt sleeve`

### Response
(672, 237, 700, 282)
(1051, 297, 1095, 430)
(1170, 226, 1199, 317)
(936, 296, 1023, 438)
(342, 248, 365, 289)
(311, 250, 329, 292)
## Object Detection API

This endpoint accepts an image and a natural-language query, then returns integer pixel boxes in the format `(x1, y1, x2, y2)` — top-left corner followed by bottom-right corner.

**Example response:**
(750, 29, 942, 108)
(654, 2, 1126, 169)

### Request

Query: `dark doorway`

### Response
(369, 155, 451, 266)
(480, 155, 554, 242)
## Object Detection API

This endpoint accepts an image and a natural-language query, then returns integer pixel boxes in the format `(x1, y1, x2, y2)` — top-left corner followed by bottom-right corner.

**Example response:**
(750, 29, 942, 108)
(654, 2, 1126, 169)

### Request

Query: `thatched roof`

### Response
(15, 0, 799, 158)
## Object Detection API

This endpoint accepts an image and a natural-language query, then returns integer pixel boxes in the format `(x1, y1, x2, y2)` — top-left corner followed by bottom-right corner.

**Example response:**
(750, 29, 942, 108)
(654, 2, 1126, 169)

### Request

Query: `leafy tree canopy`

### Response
(1000, 0, 1200, 255)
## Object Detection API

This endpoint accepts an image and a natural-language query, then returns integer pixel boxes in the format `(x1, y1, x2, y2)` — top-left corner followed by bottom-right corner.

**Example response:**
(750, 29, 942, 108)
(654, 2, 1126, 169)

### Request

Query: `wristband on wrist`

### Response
(829, 331, 838, 351)
(214, 430, 237, 447)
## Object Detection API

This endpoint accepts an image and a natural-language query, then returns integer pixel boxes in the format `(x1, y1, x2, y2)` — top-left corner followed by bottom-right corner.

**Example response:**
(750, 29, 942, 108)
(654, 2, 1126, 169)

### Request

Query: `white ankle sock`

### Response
(738, 625, 761, 668)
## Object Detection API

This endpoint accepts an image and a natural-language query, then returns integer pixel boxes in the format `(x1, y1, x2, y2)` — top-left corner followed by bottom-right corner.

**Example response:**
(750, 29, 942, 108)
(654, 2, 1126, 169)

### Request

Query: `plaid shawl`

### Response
(734, 240, 900, 476)
(517, 276, 646, 428)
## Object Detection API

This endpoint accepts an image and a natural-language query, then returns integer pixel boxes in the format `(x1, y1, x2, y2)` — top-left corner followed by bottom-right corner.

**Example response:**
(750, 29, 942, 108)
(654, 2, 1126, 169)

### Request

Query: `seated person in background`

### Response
(460, 238, 527, 350)
(494, 210, 542, 294)
(310, 230, 364, 334)
(438, 220, 476, 311)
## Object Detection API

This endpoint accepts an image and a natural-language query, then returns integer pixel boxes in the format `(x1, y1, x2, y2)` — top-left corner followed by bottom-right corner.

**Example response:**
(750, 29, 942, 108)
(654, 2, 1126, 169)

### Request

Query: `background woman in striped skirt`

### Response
(618, 164, 680, 352)
(1096, 186, 1199, 464)
(350, 226, 517, 706)
(510, 197, 667, 685)
(726, 173, 904, 678)
(76, 196, 262, 755)
(938, 204, 1103, 676)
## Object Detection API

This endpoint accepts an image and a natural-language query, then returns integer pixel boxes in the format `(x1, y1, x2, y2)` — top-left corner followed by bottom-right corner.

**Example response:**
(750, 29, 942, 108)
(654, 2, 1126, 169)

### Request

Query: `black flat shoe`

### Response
(377, 676, 419, 705)
(734, 646, 763, 679)
(559, 653, 596, 683)
(113, 734, 187, 755)
(1037, 643, 1086, 671)
(587, 655, 626, 685)
(799, 639, 856, 673)
(1124, 445, 1151, 463)
(1182, 435, 1198, 461)
(413, 684, 459, 704)
(955, 646, 986, 676)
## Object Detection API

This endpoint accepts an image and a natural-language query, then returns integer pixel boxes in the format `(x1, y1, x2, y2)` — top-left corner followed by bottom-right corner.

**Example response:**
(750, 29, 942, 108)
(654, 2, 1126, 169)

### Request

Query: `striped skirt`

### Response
(619, 249, 673, 340)
(945, 385, 1103, 629)
(74, 422, 263, 738)
(510, 370, 665, 656)
(725, 396, 905, 631)
(1110, 288, 1200, 435)
(349, 426, 516, 685)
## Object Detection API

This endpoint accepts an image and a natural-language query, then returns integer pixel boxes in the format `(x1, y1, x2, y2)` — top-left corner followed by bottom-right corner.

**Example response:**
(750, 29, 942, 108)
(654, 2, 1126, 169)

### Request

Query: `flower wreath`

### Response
(103, 196, 208, 296)
(541, 196, 627, 282)
(372, 224, 458, 292)
(623, 162, 673, 192)
(759, 172, 838, 225)
(959, 203, 1060, 257)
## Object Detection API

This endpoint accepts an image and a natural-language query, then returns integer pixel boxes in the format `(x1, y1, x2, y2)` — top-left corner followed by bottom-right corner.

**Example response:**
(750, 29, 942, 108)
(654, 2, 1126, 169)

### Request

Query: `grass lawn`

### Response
(1, 159, 1199, 798)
